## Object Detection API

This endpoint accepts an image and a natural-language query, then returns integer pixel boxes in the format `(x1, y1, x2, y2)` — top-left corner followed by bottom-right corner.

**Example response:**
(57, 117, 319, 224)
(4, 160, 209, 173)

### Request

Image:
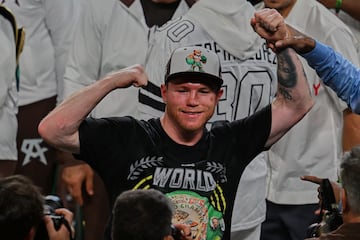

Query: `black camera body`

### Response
(307, 211, 343, 237)
(34, 195, 66, 240)
(306, 179, 343, 238)
(43, 195, 66, 230)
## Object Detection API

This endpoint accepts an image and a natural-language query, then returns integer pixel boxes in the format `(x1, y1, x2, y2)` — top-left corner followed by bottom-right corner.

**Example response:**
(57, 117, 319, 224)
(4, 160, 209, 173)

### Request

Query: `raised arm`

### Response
(251, 8, 360, 114)
(38, 65, 148, 153)
(302, 42, 360, 114)
(265, 48, 314, 147)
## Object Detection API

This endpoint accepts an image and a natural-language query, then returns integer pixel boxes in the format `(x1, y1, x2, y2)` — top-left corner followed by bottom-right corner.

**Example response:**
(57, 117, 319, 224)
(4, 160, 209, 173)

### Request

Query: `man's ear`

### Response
(161, 84, 168, 103)
(341, 188, 348, 213)
(216, 88, 224, 101)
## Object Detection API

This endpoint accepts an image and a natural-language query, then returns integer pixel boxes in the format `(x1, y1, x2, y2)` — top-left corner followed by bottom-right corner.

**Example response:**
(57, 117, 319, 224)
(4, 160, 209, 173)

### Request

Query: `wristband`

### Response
(335, 0, 342, 14)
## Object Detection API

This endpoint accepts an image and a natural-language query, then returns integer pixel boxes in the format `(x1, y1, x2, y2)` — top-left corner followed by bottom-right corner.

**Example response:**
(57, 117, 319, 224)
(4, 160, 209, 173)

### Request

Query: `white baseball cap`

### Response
(165, 46, 223, 89)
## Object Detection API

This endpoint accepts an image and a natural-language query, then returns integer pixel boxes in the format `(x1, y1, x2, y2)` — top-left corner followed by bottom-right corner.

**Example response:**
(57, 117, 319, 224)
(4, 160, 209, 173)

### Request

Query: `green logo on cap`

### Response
(186, 49, 207, 72)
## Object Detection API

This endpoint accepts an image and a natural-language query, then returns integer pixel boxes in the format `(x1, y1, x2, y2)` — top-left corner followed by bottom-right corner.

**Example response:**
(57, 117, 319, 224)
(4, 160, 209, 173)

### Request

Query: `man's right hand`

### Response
(251, 8, 290, 52)
(251, 8, 316, 54)
(106, 64, 148, 89)
(62, 163, 94, 205)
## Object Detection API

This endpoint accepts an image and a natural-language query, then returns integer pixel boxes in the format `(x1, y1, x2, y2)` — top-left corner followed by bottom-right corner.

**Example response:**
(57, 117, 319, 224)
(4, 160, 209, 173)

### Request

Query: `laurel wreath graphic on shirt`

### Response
(206, 162, 227, 183)
(127, 156, 164, 180)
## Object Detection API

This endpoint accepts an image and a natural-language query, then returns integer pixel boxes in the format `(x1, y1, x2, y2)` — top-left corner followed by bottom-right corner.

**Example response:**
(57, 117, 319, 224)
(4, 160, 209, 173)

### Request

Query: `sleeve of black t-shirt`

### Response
(74, 116, 135, 168)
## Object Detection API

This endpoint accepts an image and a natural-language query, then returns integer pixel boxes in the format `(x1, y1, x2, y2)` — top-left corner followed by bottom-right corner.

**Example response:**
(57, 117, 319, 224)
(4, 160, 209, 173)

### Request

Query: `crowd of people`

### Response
(1, 0, 360, 240)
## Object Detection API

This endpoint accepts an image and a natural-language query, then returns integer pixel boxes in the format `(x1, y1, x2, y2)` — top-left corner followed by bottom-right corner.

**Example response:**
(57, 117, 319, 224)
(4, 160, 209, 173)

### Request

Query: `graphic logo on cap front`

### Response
(186, 49, 207, 73)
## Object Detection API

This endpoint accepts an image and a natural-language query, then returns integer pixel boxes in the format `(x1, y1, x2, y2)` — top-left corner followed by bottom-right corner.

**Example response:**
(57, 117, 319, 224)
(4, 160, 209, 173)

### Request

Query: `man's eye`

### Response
(199, 89, 211, 94)
(177, 89, 188, 93)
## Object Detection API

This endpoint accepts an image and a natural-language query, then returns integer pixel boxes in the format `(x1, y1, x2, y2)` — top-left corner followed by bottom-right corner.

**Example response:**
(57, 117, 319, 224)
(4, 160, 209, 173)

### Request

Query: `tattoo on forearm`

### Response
(277, 49, 297, 100)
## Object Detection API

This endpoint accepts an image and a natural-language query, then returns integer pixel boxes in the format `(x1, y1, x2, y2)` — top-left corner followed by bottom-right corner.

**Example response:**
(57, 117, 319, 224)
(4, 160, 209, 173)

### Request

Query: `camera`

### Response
(306, 179, 343, 238)
(34, 195, 66, 240)
(171, 225, 183, 240)
(43, 195, 66, 230)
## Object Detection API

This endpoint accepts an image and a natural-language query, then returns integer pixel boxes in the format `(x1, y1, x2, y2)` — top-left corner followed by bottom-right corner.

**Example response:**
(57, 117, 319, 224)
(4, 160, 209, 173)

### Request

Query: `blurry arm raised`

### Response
(38, 65, 148, 154)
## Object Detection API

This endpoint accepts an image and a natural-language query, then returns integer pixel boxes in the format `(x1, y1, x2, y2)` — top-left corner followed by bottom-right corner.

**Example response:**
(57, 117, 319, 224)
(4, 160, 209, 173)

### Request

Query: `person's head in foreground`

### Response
(339, 146, 360, 223)
(0, 175, 44, 240)
(0, 175, 74, 240)
(112, 189, 175, 240)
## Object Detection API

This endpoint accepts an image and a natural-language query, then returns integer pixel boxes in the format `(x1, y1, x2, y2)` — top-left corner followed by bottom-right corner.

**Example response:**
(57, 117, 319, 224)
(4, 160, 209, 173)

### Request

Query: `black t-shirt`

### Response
(77, 105, 271, 240)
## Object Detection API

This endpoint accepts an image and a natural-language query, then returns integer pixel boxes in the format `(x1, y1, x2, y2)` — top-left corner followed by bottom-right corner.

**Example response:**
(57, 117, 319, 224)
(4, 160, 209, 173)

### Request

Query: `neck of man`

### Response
(265, 0, 297, 18)
(160, 115, 203, 146)
(151, 0, 179, 3)
(140, 0, 181, 27)
(342, 212, 360, 224)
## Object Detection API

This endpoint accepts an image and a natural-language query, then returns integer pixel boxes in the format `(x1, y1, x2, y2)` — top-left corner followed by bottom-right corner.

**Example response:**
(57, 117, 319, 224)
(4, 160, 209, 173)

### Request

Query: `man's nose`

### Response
(187, 91, 199, 106)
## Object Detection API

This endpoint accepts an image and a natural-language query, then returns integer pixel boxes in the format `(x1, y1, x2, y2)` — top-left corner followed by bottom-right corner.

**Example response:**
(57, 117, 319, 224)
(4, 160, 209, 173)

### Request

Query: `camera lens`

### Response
(44, 195, 64, 213)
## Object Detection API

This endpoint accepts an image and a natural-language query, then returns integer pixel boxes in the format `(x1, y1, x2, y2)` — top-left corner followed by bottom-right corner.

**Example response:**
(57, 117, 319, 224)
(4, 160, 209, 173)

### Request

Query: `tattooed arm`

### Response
(252, 8, 360, 114)
(265, 48, 314, 147)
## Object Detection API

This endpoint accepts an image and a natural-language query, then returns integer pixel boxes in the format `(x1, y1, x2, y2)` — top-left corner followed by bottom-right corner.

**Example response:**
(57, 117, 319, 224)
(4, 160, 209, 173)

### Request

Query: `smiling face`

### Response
(161, 76, 223, 141)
